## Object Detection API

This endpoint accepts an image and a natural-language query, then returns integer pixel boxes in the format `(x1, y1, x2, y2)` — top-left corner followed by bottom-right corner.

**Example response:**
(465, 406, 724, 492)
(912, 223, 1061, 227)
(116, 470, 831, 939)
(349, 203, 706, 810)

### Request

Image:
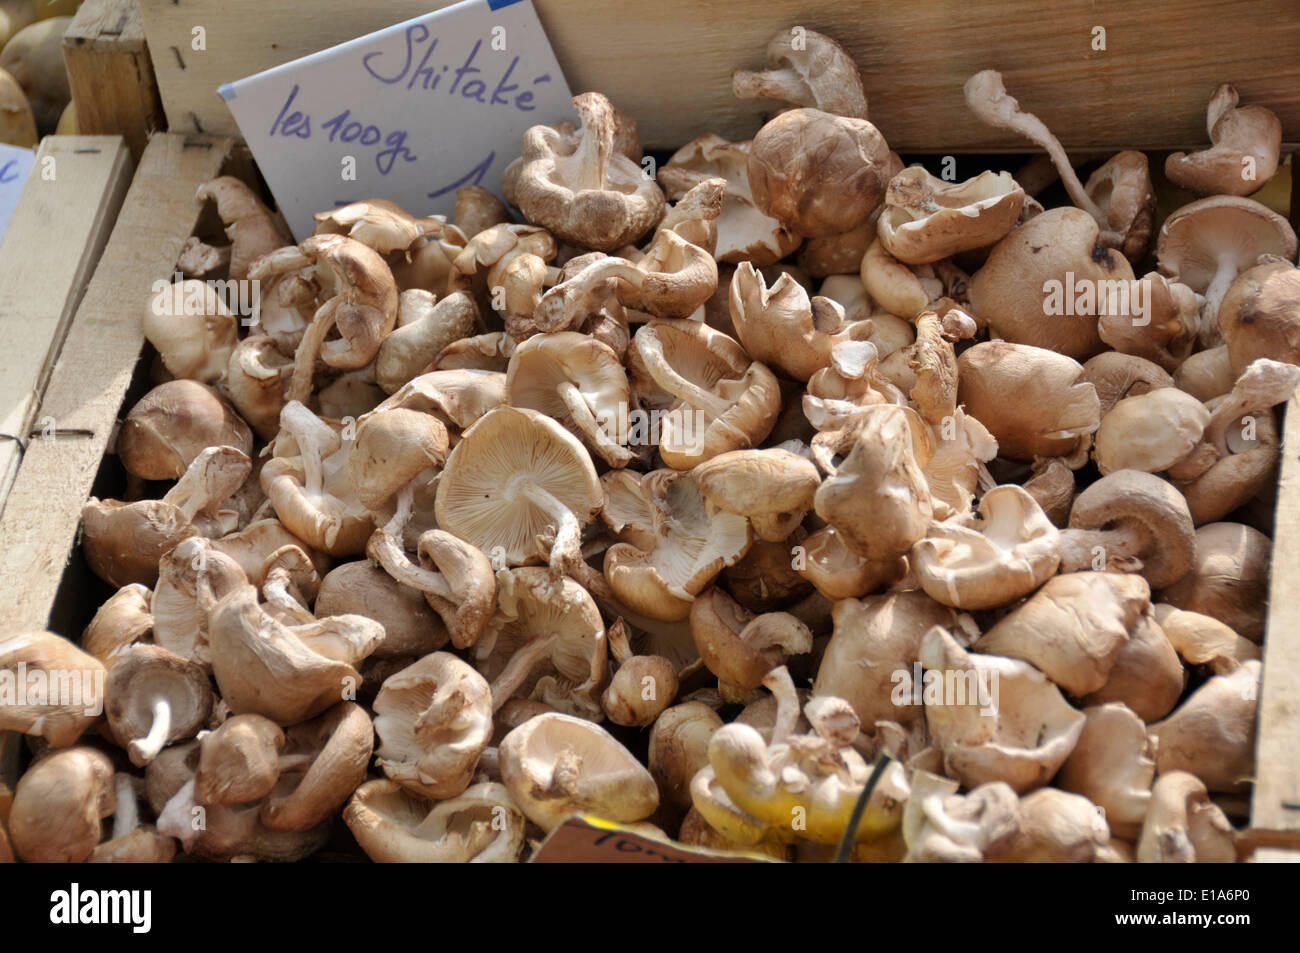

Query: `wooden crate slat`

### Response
(0, 136, 133, 517)
(0, 133, 232, 634)
(138, 0, 1300, 151)
(1250, 393, 1300, 860)
(63, 0, 167, 161)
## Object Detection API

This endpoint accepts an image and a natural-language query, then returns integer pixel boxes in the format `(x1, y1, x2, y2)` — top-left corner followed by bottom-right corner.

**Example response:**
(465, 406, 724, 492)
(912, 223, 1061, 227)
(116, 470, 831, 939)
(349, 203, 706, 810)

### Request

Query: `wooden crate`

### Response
(62, 0, 168, 163)
(136, 0, 1300, 151)
(0, 135, 133, 516)
(4, 5, 1300, 861)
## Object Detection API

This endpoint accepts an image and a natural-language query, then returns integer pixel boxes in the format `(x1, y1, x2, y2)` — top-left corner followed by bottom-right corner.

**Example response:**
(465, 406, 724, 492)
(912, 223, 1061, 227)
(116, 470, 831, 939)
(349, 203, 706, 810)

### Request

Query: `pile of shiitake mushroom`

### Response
(4, 27, 1298, 863)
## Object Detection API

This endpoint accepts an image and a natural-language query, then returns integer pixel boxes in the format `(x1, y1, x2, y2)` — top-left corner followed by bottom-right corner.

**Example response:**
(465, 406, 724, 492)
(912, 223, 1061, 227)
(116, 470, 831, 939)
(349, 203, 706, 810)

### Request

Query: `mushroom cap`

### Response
(1056, 703, 1156, 840)
(957, 342, 1099, 465)
(313, 198, 423, 254)
(0, 632, 106, 746)
(813, 591, 960, 730)
(1150, 660, 1260, 793)
(975, 572, 1151, 697)
(688, 587, 812, 691)
(878, 168, 1024, 264)
(506, 331, 631, 466)
(728, 262, 848, 382)
(1153, 603, 1260, 673)
(117, 379, 253, 481)
(1218, 260, 1300, 376)
(812, 403, 934, 562)
(105, 644, 214, 766)
(1174, 345, 1235, 402)
(315, 561, 447, 658)
(1066, 468, 1197, 588)
(732, 28, 868, 119)
(648, 702, 724, 812)
(515, 92, 665, 252)
(902, 772, 1021, 862)
(921, 627, 1086, 794)
(194, 713, 285, 805)
(8, 747, 115, 863)
(80, 498, 198, 590)
(261, 701, 374, 832)
(1137, 770, 1237, 863)
(498, 712, 659, 832)
(207, 583, 371, 725)
(1092, 386, 1209, 473)
(690, 448, 821, 535)
(911, 484, 1062, 610)
(969, 207, 1132, 359)
(435, 406, 601, 567)
(377, 368, 507, 434)
(1156, 195, 1296, 293)
(345, 407, 449, 511)
(1085, 150, 1157, 263)
(1160, 521, 1270, 642)
(658, 134, 800, 265)
(344, 779, 524, 862)
(373, 652, 492, 800)
(143, 279, 238, 384)
(82, 583, 154, 667)
(477, 567, 607, 717)
(627, 319, 782, 469)
(1080, 351, 1174, 418)
(1081, 610, 1185, 722)
(1166, 84, 1283, 198)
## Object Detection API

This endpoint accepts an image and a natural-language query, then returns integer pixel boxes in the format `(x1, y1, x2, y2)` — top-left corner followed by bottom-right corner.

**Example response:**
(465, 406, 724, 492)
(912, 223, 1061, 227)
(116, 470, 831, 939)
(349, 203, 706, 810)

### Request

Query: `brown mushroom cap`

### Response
(0, 632, 106, 746)
(315, 561, 447, 658)
(1080, 610, 1185, 722)
(1166, 84, 1282, 198)
(8, 747, 115, 863)
(1062, 469, 1197, 588)
(688, 587, 812, 691)
(1092, 387, 1210, 475)
(261, 701, 373, 832)
(747, 108, 891, 238)
(117, 380, 253, 481)
(690, 448, 821, 542)
(1218, 259, 1300, 376)
(1079, 351, 1174, 418)
(877, 168, 1024, 264)
(105, 644, 214, 767)
(732, 28, 868, 120)
(194, 714, 285, 805)
(969, 207, 1133, 359)
(1160, 522, 1270, 642)
(957, 341, 1099, 465)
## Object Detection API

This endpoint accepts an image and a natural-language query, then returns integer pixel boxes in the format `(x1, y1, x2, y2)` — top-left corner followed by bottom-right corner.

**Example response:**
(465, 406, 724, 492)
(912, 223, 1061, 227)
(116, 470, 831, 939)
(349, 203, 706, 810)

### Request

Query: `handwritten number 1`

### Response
(427, 151, 495, 199)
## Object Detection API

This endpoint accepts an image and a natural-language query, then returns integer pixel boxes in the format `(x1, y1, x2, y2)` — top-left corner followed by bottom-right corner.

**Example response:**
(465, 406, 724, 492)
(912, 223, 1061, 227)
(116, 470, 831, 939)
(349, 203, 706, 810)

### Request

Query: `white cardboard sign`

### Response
(0, 144, 36, 243)
(219, 0, 574, 239)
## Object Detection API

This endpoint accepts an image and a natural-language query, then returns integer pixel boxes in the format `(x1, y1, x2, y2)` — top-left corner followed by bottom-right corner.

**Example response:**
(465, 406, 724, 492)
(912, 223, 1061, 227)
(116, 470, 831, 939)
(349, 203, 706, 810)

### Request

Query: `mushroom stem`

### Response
(111, 773, 140, 841)
(760, 666, 801, 745)
(1199, 256, 1238, 347)
(635, 332, 733, 419)
(367, 529, 455, 602)
(262, 568, 315, 624)
(128, 696, 174, 766)
(279, 402, 339, 499)
(920, 788, 984, 844)
(277, 752, 316, 774)
(733, 67, 811, 107)
(964, 70, 1110, 229)
(505, 476, 583, 579)
(557, 380, 634, 466)
(489, 635, 558, 712)
(288, 297, 340, 404)
(1058, 526, 1145, 574)
(572, 93, 615, 191)
(606, 618, 633, 665)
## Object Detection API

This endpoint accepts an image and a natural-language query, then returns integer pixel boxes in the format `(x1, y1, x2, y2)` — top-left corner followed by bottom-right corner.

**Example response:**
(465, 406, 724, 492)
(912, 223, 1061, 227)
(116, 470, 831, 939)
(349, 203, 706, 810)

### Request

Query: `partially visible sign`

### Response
(0, 144, 36, 243)
(220, 0, 574, 239)
(529, 815, 775, 863)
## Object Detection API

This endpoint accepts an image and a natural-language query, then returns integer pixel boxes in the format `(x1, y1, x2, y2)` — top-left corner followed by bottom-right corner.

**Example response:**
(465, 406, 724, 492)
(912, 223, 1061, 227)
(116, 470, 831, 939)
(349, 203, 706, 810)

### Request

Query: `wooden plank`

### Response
(138, 0, 1300, 152)
(62, 0, 166, 161)
(0, 136, 132, 516)
(1251, 393, 1300, 857)
(0, 133, 232, 634)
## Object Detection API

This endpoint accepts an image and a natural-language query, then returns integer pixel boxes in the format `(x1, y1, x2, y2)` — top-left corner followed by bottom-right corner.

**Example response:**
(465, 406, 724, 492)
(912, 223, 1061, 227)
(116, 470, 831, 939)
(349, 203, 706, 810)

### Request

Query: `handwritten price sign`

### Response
(0, 144, 36, 244)
(220, 0, 574, 239)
